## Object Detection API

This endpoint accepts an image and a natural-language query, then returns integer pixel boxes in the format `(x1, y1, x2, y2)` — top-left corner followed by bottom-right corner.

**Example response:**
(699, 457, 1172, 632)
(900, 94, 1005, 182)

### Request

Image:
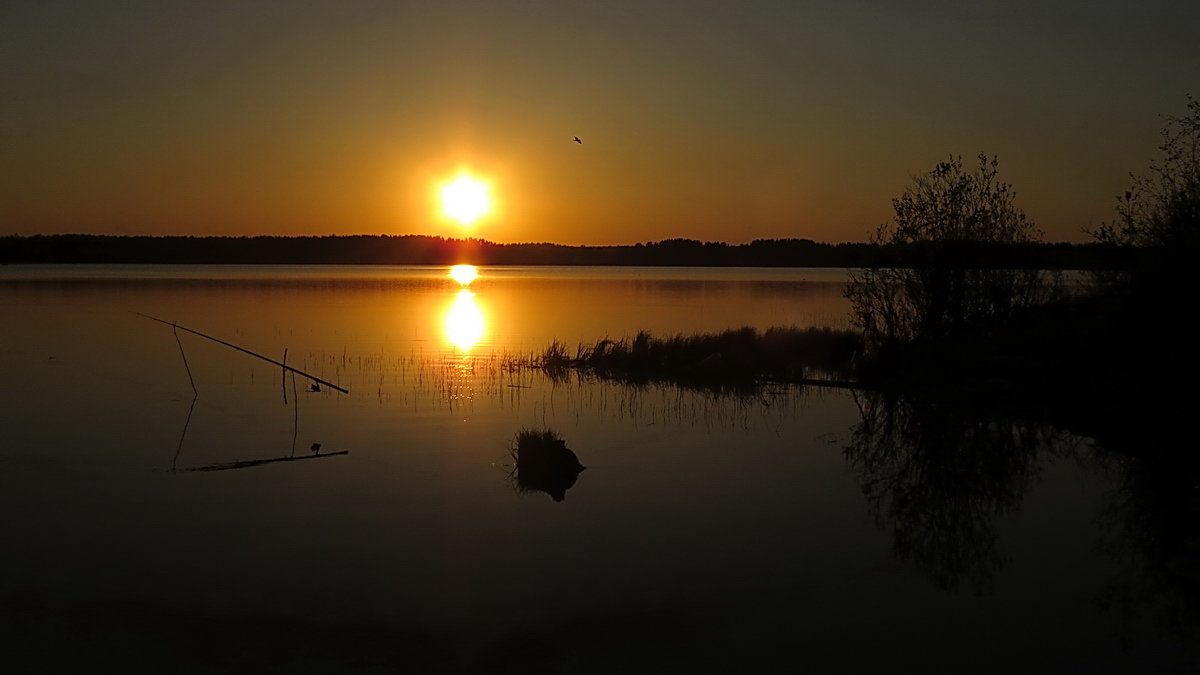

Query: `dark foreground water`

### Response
(0, 265, 1194, 672)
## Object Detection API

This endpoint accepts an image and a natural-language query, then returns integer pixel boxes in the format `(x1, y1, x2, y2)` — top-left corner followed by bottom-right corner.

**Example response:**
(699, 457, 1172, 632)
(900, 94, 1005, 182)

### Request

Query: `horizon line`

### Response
(3, 232, 1104, 247)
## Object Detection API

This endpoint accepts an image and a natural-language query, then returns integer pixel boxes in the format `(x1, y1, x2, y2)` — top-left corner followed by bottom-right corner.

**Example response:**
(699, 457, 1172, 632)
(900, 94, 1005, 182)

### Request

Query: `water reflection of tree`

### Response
(1093, 447, 1200, 645)
(844, 391, 1060, 594)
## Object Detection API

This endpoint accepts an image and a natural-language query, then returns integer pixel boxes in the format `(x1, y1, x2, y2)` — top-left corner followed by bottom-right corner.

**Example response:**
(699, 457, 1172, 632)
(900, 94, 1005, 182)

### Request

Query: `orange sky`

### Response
(3, 2, 1197, 244)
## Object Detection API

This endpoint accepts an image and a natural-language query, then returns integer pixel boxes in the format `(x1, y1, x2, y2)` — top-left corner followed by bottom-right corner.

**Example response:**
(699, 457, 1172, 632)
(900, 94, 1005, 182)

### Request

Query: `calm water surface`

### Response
(0, 265, 1193, 672)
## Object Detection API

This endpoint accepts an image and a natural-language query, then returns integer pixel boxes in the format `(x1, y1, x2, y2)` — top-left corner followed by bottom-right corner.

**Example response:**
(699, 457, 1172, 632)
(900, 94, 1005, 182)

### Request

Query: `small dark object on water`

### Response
(311, 442, 321, 454)
(309, 383, 321, 392)
(573, 136, 582, 144)
(510, 429, 586, 502)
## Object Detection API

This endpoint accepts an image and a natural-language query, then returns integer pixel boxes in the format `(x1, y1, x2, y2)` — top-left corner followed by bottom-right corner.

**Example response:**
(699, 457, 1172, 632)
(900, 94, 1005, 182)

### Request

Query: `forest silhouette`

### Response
(1, 232, 1123, 269)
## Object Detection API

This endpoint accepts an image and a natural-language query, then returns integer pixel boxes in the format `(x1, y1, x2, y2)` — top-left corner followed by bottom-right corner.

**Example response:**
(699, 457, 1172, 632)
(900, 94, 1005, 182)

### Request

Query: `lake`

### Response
(0, 265, 1193, 672)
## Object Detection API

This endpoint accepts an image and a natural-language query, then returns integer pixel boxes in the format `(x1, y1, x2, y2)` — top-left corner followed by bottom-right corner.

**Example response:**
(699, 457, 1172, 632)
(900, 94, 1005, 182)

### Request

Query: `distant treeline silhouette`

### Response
(1, 234, 1126, 269)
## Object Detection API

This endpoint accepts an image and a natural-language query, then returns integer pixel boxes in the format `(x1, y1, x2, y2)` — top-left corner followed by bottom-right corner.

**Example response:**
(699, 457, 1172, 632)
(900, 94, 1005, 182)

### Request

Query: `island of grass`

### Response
(526, 326, 862, 392)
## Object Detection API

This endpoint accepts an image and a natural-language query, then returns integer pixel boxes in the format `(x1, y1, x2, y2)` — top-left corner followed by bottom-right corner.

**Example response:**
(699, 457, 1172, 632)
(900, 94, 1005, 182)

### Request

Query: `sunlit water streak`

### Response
(444, 289, 487, 352)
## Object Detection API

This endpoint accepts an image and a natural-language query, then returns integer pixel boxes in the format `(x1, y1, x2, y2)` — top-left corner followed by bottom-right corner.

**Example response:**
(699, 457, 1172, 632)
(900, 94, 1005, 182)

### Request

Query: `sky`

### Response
(3, 1, 1197, 245)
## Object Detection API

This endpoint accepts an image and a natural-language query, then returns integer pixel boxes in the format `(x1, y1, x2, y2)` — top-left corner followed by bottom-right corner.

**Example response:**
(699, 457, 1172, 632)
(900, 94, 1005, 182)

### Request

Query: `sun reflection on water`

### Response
(444, 289, 487, 352)
(449, 264, 479, 286)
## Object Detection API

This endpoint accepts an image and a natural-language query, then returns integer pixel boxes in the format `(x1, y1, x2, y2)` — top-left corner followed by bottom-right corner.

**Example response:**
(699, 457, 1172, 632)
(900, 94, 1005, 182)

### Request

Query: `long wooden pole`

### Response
(186, 450, 350, 472)
(135, 312, 349, 394)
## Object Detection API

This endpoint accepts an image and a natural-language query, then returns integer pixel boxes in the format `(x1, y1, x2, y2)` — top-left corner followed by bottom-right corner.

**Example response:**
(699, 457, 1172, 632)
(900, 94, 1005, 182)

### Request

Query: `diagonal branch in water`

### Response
(173, 324, 198, 396)
(172, 393, 198, 473)
(136, 312, 348, 393)
(185, 451, 349, 472)
(170, 324, 199, 473)
(290, 369, 299, 457)
(282, 347, 289, 404)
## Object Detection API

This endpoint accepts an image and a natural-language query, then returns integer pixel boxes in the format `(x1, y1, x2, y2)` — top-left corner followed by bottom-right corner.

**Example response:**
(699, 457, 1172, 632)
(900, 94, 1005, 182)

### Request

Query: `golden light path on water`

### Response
(443, 265, 486, 352)
(444, 290, 486, 351)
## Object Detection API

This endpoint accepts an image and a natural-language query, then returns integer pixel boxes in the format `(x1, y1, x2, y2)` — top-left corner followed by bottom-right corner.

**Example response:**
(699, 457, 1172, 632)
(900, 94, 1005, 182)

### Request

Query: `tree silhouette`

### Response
(846, 154, 1052, 352)
(1092, 95, 1200, 294)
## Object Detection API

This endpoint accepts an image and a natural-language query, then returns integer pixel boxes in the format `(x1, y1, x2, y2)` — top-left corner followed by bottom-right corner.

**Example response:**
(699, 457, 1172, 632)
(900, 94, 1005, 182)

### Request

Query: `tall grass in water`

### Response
(535, 326, 862, 392)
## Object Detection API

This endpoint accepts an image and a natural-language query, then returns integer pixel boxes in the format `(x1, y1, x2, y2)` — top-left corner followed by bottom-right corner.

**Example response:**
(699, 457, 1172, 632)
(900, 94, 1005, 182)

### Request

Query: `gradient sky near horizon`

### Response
(3, 1, 1197, 244)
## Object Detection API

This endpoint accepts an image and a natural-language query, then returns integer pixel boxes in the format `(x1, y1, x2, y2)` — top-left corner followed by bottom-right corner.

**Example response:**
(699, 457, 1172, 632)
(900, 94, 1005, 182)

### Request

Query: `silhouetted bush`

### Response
(846, 154, 1057, 352)
(1091, 95, 1199, 295)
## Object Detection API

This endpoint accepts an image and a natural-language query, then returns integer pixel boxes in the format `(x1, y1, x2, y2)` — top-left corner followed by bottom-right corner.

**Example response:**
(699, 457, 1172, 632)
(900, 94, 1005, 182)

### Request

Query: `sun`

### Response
(440, 173, 491, 226)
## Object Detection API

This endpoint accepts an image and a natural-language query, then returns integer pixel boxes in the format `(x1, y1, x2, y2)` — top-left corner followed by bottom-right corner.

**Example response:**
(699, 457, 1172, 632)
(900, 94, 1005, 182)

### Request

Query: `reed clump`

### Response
(508, 428, 586, 502)
(536, 326, 861, 391)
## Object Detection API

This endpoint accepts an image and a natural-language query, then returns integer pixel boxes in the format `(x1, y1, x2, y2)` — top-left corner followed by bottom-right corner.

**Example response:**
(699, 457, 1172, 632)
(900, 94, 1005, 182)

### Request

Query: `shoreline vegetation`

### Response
(524, 326, 863, 393)
(520, 92, 1199, 481)
(0, 233, 1135, 269)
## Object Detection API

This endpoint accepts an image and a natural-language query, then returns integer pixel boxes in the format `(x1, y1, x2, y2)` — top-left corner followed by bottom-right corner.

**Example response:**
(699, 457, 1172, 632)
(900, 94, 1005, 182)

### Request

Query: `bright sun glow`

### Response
(448, 264, 479, 285)
(440, 173, 491, 226)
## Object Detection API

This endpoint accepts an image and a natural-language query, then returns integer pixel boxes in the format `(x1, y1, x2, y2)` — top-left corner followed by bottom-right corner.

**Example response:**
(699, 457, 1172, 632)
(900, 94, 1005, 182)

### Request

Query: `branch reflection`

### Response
(1092, 428, 1200, 645)
(844, 391, 1061, 593)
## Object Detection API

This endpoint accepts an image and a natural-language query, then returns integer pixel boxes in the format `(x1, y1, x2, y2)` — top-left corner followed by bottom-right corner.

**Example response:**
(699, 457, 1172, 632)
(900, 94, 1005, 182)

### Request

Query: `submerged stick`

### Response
(282, 347, 289, 404)
(290, 370, 299, 457)
(172, 393, 198, 473)
(135, 312, 349, 394)
(185, 450, 349, 472)
(173, 325, 199, 396)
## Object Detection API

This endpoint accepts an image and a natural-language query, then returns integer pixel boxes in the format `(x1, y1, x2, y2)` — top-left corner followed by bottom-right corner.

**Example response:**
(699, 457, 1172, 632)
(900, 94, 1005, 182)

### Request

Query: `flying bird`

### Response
(573, 136, 582, 144)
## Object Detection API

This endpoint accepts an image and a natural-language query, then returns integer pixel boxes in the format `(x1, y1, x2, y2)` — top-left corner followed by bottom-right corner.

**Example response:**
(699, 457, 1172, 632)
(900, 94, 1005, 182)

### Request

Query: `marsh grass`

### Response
(531, 326, 862, 392)
(229, 333, 829, 434)
(507, 428, 586, 502)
